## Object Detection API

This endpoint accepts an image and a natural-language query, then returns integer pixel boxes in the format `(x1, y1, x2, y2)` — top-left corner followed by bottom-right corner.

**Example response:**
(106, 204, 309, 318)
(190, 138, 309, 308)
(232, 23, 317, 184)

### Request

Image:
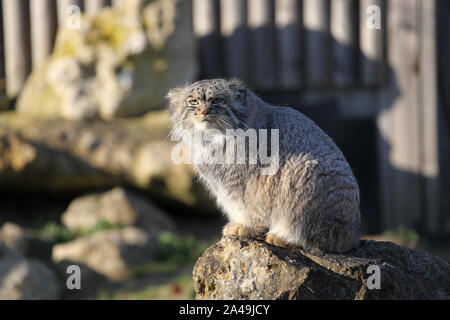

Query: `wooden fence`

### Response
(194, 0, 386, 90)
(0, 0, 387, 99)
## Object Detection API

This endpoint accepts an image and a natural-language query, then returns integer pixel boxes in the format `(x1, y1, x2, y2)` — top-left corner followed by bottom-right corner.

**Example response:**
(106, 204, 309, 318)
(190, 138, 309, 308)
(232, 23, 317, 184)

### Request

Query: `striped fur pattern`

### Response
(167, 79, 360, 253)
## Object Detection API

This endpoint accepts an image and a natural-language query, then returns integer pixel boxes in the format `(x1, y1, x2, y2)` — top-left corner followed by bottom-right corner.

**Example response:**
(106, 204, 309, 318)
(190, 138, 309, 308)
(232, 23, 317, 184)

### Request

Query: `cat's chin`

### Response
(194, 120, 222, 132)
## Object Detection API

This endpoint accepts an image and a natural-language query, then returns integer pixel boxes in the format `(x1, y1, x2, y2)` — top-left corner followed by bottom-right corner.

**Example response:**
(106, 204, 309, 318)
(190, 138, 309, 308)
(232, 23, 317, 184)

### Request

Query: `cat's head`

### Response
(167, 78, 248, 137)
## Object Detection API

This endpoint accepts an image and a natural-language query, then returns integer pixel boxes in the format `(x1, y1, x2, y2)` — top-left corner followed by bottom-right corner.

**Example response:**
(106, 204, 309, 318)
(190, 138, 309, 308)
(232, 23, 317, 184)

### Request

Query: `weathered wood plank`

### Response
(30, 0, 57, 69)
(0, 1, 4, 82)
(85, 0, 110, 15)
(420, 0, 440, 234)
(376, 97, 395, 230)
(303, 0, 329, 87)
(193, 0, 222, 78)
(360, 0, 385, 86)
(111, 0, 123, 8)
(275, 0, 301, 89)
(0, 2, 6, 110)
(248, 0, 275, 89)
(377, 0, 422, 231)
(2, 0, 31, 99)
(220, 0, 247, 79)
(331, 0, 357, 87)
(436, 0, 450, 234)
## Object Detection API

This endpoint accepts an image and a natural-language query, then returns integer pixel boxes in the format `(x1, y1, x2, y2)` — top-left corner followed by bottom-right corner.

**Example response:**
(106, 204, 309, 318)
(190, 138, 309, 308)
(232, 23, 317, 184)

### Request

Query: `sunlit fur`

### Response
(167, 79, 361, 253)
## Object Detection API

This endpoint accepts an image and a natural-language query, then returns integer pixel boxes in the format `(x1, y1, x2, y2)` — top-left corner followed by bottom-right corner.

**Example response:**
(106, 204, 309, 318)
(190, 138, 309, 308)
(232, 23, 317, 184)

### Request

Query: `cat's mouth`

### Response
(202, 121, 221, 132)
(193, 115, 213, 124)
(193, 115, 228, 130)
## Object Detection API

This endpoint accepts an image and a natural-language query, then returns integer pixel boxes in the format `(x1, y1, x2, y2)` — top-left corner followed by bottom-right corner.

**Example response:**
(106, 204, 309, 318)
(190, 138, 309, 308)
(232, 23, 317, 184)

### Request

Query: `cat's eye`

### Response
(212, 97, 224, 104)
(189, 99, 199, 105)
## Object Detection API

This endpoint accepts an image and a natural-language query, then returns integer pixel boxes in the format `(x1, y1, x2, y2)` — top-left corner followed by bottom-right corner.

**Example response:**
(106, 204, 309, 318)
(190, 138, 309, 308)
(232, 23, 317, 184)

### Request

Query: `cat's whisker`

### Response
(216, 117, 234, 130)
(166, 118, 191, 141)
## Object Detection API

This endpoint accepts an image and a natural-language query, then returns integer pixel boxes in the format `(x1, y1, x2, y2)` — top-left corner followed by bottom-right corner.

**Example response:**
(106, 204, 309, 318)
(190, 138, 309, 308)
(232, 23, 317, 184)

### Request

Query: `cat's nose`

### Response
(199, 106, 208, 116)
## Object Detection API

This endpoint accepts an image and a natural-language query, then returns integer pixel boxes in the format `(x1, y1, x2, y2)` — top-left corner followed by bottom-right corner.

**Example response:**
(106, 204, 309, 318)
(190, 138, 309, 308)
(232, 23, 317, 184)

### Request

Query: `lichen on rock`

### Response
(17, 0, 197, 121)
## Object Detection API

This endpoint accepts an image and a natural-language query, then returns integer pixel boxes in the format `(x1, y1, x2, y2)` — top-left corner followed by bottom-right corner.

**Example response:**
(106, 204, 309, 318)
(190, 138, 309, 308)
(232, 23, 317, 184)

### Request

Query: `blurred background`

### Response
(0, 0, 448, 299)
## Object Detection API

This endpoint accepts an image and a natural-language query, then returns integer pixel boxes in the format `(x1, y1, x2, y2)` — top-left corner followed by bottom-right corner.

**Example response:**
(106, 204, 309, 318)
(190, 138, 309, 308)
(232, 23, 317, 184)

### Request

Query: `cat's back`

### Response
(261, 104, 359, 210)
(266, 105, 343, 161)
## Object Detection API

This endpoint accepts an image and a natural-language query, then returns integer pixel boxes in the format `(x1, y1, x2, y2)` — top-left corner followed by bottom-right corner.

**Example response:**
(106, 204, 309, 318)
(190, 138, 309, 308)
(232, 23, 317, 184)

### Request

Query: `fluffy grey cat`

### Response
(167, 79, 360, 253)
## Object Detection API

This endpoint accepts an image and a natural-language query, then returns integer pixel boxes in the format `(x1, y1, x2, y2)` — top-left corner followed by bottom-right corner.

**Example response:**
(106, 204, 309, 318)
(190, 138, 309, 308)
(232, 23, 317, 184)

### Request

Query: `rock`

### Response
(0, 245, 59, 300)
(62, 187, 175, 233)
(0, 222, 27, 254)
(0, 111, 214, 212)
(61, 194, 102, 233)
(193, 236, 450, 300)
(56, 260, 109, 299)
(52, 227, 158, 280)
(0, 123, 118, 192)
(16, 0, 197, 121)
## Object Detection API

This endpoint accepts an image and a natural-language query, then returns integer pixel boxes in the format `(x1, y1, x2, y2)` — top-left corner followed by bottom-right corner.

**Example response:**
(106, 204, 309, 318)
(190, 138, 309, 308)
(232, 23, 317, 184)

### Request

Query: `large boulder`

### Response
(61, 187, 175, 233)
(52, 227, 158, 280)
(17, 0, 197, 120)
(0, 111, 214, 212)
(193, 236, 450, 300)
(0, 120, 118, 192)
(0, 246, 59, 300)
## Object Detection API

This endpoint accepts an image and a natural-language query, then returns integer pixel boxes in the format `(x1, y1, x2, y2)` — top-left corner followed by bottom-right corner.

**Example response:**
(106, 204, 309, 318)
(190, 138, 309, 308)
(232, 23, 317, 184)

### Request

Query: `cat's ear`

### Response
(228, 78, 247, 102)
(166, 87, 184, 112)
(167, 87, 182, 104)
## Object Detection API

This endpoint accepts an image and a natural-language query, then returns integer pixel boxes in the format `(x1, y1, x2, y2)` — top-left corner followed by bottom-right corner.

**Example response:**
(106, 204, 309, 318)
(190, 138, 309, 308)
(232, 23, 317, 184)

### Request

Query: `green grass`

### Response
(38, 221, 76, 242)
(382, 226, 419, 246)
(130, 231, 212, 278)
(97, 274, 196, 300)
(157, 231, 210, 265)
(30, 219, 124, 243)
(80, 220, 124, 236)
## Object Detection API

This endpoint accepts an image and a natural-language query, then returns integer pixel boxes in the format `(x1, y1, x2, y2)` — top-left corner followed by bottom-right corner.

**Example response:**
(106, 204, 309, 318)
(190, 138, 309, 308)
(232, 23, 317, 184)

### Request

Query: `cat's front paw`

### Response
(265, 233, 290, 248)
(223, 222, 250, 237)
(265, 234, 304, 251)
(223, 223, 267, 239)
